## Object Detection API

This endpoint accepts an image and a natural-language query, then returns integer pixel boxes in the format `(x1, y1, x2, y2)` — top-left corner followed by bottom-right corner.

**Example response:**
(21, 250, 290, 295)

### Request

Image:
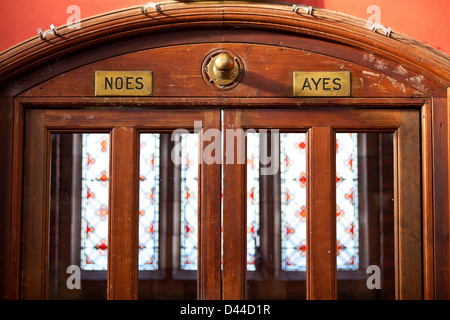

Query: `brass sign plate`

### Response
(95, 71, 152, 96)
(293, 71, 351, 97)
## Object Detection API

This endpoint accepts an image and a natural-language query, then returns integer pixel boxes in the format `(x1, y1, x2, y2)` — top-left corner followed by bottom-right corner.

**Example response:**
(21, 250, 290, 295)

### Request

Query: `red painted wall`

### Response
(1, 0, 449, 55)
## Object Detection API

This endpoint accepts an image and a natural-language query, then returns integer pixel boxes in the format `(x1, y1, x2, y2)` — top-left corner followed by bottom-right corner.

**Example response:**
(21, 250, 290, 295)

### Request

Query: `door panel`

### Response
(222, 108, 422, 300)
(22, 108, 221, 300)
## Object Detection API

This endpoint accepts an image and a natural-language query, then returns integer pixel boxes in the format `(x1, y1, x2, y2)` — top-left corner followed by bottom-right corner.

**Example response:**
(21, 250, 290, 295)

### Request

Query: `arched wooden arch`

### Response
(1, 1, 449, 300)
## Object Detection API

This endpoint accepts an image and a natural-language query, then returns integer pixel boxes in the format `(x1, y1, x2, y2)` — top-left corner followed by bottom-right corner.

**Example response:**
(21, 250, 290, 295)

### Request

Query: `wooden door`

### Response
(21, 107, 422, 300)
(222, 108, 422, 300)
(21, 108, 221, 300)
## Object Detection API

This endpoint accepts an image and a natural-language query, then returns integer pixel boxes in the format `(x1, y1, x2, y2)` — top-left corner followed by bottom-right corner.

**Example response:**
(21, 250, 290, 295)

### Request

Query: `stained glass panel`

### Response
(179, 131, 260, 271)
(180, 133, 199, 270)
(81, 133, 162, 271)
(139, 134, 160, 270)
(279, 133, 359, 271)
(246, 133, 260, 271)
(80, 134, 110, 270)
(280, 133, 307, 271)
(336, 133, 359, 269)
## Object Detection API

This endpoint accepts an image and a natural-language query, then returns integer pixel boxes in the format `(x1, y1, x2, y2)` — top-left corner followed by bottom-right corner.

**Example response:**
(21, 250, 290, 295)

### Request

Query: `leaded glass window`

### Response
(179, 132, 260, 271)
(180, 133, 199, 270)
(79, 131, 359, 273)
(280, 133, 307, 271)
(81, 133, 161, 271)
(80, 134, 110, 270)
(246, 133, 260, 271)
(138, 134, 160, 270)
(279, 132, 359, 271)
(336, 133, 359, 269)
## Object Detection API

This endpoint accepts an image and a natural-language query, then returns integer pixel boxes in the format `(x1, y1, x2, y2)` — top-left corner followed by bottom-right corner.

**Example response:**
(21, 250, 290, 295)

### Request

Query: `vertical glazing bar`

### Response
(108, 127, 139, 300)
(222, 110, 247, 299)
(307, 126, 337, 300)
(198, 110, 222, 299)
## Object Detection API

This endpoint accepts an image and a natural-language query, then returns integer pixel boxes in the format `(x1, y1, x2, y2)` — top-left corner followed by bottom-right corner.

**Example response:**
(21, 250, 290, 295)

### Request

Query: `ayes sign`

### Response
(293, 71, 351, 97)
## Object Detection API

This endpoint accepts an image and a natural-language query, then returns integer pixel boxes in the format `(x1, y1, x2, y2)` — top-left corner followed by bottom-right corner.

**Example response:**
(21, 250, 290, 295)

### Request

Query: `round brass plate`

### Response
(202, 50, 244, 90)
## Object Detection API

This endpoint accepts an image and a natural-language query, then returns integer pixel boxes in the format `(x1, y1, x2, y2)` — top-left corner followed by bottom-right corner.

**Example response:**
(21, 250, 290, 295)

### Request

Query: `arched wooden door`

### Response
(1, 2, 449, 300)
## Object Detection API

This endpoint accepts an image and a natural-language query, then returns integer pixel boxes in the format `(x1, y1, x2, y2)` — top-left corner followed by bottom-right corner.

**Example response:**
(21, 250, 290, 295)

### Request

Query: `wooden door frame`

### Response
(19, 108, 221, 300)
(0, 2, 449, 299)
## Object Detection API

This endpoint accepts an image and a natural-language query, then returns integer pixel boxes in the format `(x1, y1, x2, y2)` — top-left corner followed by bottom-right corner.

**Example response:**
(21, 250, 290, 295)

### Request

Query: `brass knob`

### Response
(213, 53, 235, 79)
(206, 51, 240, 86)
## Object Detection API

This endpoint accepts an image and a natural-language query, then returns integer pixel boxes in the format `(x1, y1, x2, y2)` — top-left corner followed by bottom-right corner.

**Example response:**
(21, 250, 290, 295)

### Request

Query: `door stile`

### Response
(431, 96, 450, 299)
(222, 110, 247, 299)
(306, 126, 337, 300)
(394, 111, 422, 299)
(198, 110, 222, 300)
(10, 100, 24, 299)
(21, 110, 50, 299)
(421, 101, 434, 299)
(107, 126, 139, 300)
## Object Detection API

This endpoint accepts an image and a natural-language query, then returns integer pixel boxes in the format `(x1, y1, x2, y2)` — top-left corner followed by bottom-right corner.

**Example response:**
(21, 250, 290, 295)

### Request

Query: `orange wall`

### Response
(0, 0, 449, 55)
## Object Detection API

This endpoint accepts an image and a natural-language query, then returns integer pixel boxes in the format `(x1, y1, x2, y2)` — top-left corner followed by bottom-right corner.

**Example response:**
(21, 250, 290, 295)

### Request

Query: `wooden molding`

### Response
(0, 1, 449, 89)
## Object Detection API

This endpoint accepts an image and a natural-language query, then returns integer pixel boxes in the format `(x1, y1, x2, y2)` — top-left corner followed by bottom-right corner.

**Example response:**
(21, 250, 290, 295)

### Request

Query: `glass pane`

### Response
(336, 133, 359, 270)
(180, 133, 199, 270)
(177, 130, 257, 273)
(139, 134, 160, 270)
(247, 132, 306, 300)
(138, 133, 197, 300)
(247, 133, 260, 271)
(48, 133, 108, 300)
(178, 129, 259, 273)
(337, 133, 395, 300)
(81, 134, 110, 271)
(280, 133, 307, 271)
